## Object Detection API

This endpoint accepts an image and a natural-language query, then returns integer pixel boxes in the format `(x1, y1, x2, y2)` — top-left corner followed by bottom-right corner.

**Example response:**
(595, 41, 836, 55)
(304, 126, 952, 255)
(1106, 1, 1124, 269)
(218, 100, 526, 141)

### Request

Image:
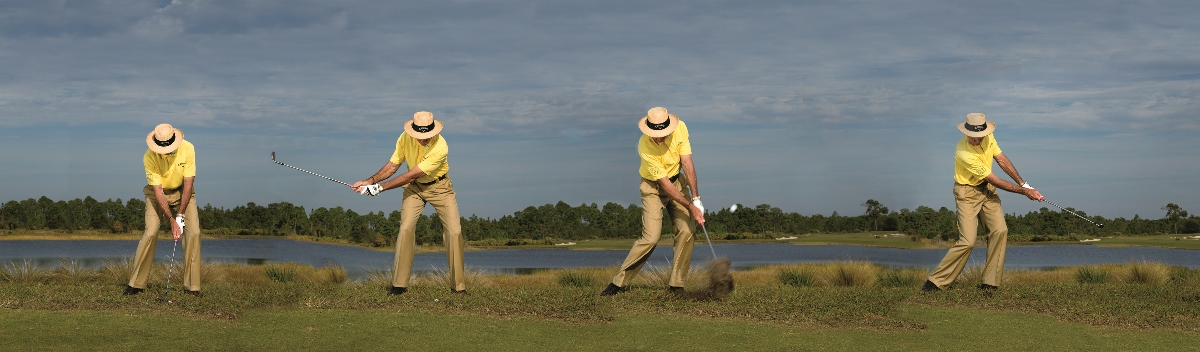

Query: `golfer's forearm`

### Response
(178, 178, 194, 215)
(658, 178, 691, 207)
(994, 154, 1026, 186)
(380, 168, 426, 191)
(154, 193, 172, 216)
(984, 174, 1023, 194)
(365, 163, 400, 184)
(681, 156, 699, 198)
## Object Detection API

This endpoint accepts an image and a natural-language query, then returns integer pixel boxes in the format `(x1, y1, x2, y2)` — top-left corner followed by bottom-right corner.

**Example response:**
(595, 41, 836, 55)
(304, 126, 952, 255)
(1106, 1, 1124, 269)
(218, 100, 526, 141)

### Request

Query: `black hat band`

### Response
(645, 118, 671, 131)
(411, 121, 436, 133)
(153, 134, 176, 147)
(964, 122, 988, 133)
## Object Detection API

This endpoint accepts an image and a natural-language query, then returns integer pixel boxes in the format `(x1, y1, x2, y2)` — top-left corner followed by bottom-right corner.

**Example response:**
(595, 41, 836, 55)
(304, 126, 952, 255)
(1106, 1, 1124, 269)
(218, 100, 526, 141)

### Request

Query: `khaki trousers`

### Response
(392, 176, 466, 291)
(129, 185, 202, 291)
(610, 177, 698, 288)
(928, 183, 1008, 288)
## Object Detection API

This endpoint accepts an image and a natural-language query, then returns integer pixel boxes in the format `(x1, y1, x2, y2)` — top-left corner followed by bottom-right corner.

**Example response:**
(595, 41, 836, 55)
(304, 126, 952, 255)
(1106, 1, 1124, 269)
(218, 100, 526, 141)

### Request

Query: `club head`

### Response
(1098, 224, 1105, 228)
(271, 151, 276, 161)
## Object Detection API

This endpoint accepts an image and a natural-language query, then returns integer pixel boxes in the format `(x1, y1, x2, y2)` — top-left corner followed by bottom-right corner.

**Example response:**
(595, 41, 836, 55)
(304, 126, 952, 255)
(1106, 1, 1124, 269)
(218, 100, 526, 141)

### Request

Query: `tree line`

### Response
(2, 196, 1197, 247)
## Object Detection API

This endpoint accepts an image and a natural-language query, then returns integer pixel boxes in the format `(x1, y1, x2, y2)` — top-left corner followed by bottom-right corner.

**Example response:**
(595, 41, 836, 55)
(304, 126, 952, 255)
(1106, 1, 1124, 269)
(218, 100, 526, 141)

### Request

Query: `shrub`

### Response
(1074, 266, 1109, 284)
(264, 264, 297, 283)
(1, 260, 51, 283)
(556, 270, 596, 287)
(877, 269, 920, 288)
(824, 261, 878, 287)
(778, 268, 815, 287)
(1122, 262, 1169, 284)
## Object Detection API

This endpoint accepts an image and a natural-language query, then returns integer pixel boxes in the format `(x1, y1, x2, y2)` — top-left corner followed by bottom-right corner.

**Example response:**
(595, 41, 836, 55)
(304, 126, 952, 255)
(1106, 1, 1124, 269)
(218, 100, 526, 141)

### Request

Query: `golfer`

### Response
(125, 124, 202, 296)
(923, 113, 1044, 292)
(351, 111, 466, 295)
(601, 107, 706, 296)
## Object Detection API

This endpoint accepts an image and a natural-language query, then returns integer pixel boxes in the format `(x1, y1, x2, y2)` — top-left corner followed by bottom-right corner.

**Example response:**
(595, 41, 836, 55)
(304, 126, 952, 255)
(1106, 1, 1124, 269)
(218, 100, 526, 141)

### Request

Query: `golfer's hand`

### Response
(171, 215, 184, 241)
(359, 183, 383, 196)
(1024, 188, 1045, 202)
(692, 199, 705, 214)
(690, 204, 706, 226)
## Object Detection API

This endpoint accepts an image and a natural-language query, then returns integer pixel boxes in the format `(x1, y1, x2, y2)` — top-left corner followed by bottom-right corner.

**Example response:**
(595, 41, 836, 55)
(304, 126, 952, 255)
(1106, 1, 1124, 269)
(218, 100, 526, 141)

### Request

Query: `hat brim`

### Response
(639, 114, 679, 138)
(404, 120, 444, 139)
(957, 121, 995, 138)
(146, 128, 184, 154)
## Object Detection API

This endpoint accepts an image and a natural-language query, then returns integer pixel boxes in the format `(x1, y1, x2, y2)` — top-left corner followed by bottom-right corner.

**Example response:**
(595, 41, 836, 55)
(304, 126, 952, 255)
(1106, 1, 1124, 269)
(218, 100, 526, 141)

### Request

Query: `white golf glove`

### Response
(1021, 182, 1035, 190)
(692, 198, 705, 213)
(174, 214, 185, 240)
(360, 183, 383, 196)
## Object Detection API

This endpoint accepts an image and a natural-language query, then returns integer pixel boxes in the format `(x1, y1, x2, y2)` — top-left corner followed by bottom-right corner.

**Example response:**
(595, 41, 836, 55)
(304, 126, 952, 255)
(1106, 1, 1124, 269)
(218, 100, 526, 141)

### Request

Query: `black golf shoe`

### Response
(599, 283, 626, 296)
(978, 283, 998, 297)
(184, 290, 203, 298)
(921, 280, 940, 292)
(388, 286, 407, 296)
(452, 289, 468, 295)
(122, 285, 144, 296)
(667, 286, 685, 294)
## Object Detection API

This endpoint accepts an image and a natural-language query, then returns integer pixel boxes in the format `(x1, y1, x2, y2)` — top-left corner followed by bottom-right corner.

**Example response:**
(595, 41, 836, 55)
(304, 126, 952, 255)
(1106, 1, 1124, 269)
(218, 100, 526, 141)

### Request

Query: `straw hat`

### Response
(957, 112, 996, 138)
(638, 107, 679, 138)
(403, 111, 443, 139)
(146, 123, 184, 154)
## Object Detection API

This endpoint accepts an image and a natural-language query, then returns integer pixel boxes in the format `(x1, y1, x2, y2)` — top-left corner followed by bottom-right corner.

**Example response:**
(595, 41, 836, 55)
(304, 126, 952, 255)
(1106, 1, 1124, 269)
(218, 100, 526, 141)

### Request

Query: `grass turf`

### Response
(3, 306, 1198, 351)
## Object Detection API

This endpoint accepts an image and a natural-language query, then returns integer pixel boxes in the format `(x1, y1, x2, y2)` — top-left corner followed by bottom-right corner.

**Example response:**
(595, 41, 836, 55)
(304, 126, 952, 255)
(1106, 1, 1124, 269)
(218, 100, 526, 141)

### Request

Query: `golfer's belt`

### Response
(418, 174, 447, 186)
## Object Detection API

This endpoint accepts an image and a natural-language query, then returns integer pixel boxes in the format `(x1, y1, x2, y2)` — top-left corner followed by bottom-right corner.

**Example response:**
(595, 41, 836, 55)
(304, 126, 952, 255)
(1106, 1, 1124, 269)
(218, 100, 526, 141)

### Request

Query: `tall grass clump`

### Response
(876, 269, 921, 288)
(417, 266, 491, 288)
(53, 259, 98, 282)
(99, 258, 133, 285)
(1075, 266, 1110, 284)
(777, 267, 816, 287)
(1, 260, 52, 283)
(822, 261, 878, 287)
(265, 264, 298, 283)
(1121, 262, 1170, 284)
(556, 270, 597, 288)
(316, 265, 347, 284)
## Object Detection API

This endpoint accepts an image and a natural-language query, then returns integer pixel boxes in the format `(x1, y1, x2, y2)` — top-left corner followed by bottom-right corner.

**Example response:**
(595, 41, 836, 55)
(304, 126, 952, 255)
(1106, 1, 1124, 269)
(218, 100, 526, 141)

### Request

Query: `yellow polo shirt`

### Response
(390, 133, 449, 183)
(954, 134, 1002, 186)
(638, 120, 693, 181)
(144, 140, 196, 190)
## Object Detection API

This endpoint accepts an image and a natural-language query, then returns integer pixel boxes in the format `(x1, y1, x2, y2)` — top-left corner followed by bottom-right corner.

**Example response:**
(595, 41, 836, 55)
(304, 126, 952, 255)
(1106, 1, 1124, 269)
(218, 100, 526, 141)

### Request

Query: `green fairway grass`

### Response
(3, 306, 1198, 351)
(3, 261, 1200, 350)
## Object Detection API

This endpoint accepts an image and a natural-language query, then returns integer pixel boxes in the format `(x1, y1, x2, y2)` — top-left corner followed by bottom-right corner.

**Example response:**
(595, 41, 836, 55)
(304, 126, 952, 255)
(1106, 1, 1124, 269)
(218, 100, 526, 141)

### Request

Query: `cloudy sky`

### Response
(2, 0, 1197, 220)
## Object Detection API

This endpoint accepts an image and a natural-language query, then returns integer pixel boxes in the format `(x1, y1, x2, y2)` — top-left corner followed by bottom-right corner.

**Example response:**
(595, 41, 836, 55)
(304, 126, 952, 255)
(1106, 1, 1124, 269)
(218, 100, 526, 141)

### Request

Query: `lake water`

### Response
(2, 239, 1197, 279)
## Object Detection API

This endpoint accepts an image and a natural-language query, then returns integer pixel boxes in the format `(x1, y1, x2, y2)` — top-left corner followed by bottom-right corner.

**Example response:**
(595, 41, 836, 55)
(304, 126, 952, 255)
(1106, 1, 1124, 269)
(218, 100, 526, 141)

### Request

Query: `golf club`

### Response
(1044, 199, 1104, 228)
(270, 152, 351, 186)
(699, 224, 717, 260)
(161, 215, 183, 302)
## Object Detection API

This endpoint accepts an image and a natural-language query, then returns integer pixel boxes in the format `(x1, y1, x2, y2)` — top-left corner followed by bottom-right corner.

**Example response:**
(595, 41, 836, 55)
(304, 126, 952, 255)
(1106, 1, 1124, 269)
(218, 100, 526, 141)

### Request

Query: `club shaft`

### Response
(699, 224, 717, 260)
(271, 159, 351, 186)
(1044, 199, 1102, 227)
(161, 238, 178, 301)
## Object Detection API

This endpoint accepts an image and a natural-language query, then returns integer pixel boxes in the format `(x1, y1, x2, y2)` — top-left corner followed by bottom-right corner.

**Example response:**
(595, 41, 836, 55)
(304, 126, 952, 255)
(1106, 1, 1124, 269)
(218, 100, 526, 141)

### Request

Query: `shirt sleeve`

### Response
(676, 122, 692, 156)
(144, 151, 162, 186)
(987, 135, 1002, 157)
(416, 141, 448, 175)
(389, 136, 406, 165)
(182, 144, 196, 178)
